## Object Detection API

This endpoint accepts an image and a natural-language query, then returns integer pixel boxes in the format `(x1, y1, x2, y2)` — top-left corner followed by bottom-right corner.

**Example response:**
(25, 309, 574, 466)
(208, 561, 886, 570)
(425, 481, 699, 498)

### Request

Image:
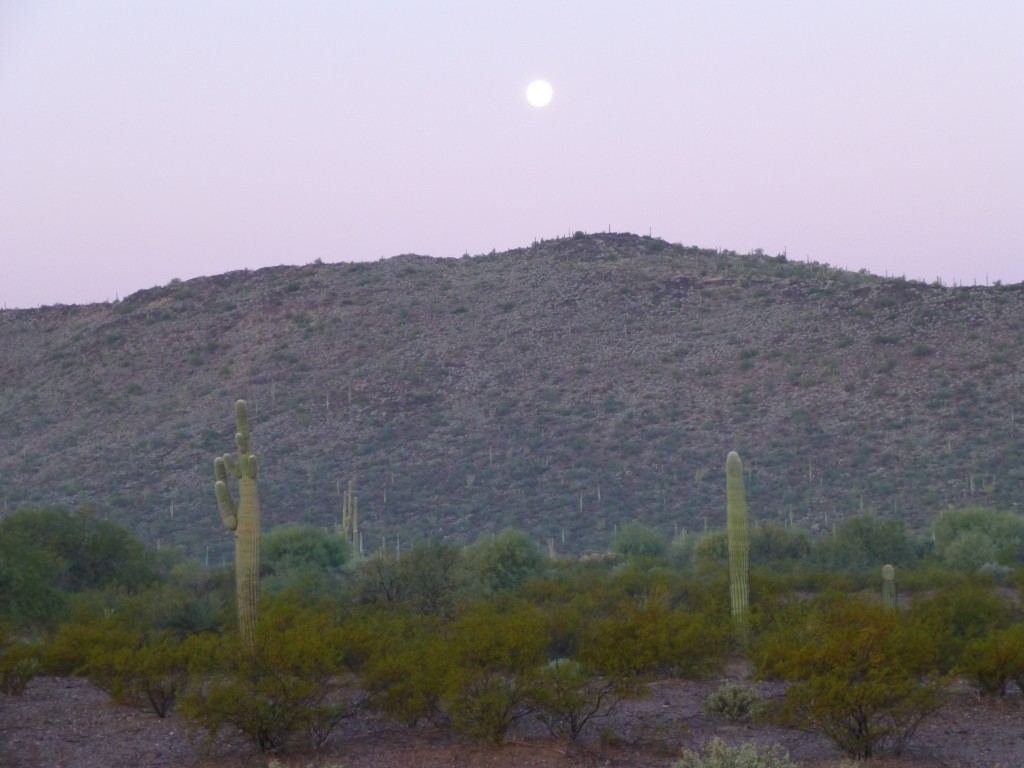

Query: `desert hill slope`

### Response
(1, 233, 1021, 560)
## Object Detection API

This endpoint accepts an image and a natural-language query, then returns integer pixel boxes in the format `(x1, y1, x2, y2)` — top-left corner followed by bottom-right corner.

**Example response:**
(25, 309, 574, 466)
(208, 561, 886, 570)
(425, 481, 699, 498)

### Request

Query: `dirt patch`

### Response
(2, 677, 1023, 767)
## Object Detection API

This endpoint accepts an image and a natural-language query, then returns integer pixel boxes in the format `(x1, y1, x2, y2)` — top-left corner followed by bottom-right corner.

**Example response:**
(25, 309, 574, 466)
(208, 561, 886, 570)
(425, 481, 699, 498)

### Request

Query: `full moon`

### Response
(526, 80, 553, 107)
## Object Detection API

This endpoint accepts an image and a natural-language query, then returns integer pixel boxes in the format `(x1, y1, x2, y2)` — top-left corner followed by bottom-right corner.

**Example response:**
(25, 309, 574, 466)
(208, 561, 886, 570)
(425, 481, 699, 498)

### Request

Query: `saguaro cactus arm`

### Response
(214, 456, 237, 530)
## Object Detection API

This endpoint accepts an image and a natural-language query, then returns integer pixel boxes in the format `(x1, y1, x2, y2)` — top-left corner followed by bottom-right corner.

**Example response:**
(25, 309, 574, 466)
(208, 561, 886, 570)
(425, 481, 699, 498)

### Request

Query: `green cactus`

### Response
(881, 564, 896, 609)
(214, 399, 261, 652)
(726, 451, 750, 632)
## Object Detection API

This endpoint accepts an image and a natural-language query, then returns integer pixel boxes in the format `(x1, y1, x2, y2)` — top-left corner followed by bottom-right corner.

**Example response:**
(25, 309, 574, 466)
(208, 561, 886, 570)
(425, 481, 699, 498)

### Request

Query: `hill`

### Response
(1, 233, 1022, 561)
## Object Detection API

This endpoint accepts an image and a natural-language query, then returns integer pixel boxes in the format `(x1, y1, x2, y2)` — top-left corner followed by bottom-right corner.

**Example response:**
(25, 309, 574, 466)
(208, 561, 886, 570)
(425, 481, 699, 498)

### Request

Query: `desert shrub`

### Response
(703, 682, 763, 722)
(100, 632, 191, 717)
(0, 508, 159, 594)
(960, 623, 1024, 697)
(261, 524, 348, 600)
(464, 529, 545, 595)
(441, 602, 548, 744)
(352, 609, 451, 726)
(355, 540, 465, 616)
(674, 737, 796, 768)
(909, 580, 1017, 674)
(932, 507, 1024, 571)
(580, 595, 727, 679)
(748, 523, 810, 567)
(691, 531, 729, 574)
(809, 514, 919, 573)
(755, 594, 944, 759)
(45, 615, 192, 717)
(528, 658, 643, 743)
(43, 616, 140, 678)
(612, 522, 668, 560)
(0, 533, 65, 630)
(180, 603, 356, 751)
(0, 627, 42, 695)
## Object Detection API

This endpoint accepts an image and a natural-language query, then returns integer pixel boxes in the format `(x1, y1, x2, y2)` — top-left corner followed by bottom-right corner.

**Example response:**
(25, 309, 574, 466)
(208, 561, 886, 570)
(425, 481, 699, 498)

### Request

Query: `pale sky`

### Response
(1, 1, 1021, 308)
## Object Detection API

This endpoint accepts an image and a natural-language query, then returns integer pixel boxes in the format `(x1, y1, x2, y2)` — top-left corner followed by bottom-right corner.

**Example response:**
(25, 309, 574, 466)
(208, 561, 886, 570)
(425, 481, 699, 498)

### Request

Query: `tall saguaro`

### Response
(726, 451, 750, 634)
(214, 399, 261, 652)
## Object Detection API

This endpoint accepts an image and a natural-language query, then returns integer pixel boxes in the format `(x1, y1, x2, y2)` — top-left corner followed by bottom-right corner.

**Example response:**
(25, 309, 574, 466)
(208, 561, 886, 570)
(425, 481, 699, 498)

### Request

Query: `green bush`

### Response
(261, 524, 348, 600)
(674, 737, 796, 768)
(352, 609, 450, 726)
(932, 507, 1024, 571)
(180, 603, 356, 751)
(464, 529, 544, 595)
(0, 627, 42, 695)
(909, 580, 1016, 674)
(43, 616, 140, 678)
(702, 682, 763, 722)
(755, 594, 944, 759)
(960, 623, 1024, 697)
(809, 514, 919, 573)
(0, 525, 67, 631)
(528, 658, 643, 743)
(612, 522, 668, 560)
(101, 632, 191, 717)
(355, 540, 464, 616)
(43, 615, 191, 717)
(441, 603, 548, 744)
(0, 508, 159, 594)
(580, 595, 727, 679)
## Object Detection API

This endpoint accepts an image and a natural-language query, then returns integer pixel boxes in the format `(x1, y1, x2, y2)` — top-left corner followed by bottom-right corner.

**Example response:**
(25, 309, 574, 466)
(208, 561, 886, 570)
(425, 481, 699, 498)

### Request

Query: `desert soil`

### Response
(2, 676, 1023, 768)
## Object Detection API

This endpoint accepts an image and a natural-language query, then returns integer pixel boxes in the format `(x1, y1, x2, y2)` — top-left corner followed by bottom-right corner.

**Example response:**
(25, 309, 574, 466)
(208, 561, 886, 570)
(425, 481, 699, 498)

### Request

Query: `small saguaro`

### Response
(341, 479, 359, 556)
(881, 564, 896, 609)
(214, 399, 261, 652)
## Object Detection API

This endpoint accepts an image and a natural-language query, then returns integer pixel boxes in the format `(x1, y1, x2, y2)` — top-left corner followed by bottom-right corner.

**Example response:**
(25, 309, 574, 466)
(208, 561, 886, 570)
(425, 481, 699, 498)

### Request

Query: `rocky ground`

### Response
(2, 676, 1023, 768)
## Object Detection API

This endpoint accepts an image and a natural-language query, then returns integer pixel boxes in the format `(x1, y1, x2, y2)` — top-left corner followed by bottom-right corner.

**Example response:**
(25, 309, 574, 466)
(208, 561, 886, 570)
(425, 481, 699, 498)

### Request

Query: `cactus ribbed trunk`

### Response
(341, 479, 359, 557)
(726, 451, 750, 633)
(881, 564, 896, 610)
(214, 400, 261, 653)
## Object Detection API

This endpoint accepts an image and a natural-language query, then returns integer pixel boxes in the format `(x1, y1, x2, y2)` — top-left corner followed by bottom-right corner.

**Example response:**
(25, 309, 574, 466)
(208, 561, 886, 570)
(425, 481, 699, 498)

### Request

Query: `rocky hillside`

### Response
(1, 233, 1022, 561)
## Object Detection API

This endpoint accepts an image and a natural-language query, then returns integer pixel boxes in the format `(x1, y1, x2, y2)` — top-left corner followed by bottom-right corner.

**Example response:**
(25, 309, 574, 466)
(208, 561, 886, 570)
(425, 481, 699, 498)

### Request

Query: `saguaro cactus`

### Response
(214, 399, 261, 652)
(881, 564, 897, 609)
(726, 451, 750, 632)
(340, 479, 359, 556)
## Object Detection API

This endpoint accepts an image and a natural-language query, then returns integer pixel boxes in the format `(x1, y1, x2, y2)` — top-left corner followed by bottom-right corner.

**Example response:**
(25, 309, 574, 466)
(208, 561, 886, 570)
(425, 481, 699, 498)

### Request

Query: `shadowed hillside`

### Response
(1, 233, 1022, 561)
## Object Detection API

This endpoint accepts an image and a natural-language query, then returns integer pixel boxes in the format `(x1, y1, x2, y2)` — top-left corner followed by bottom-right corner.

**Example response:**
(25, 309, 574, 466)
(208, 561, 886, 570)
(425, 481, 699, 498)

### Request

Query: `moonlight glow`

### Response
(526, 80, 553, 107)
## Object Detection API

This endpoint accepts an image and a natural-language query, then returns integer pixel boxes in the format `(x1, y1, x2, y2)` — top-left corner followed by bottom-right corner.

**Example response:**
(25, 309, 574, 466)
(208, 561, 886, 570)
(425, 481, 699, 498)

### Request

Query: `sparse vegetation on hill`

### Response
(0, 233, 1022, 561)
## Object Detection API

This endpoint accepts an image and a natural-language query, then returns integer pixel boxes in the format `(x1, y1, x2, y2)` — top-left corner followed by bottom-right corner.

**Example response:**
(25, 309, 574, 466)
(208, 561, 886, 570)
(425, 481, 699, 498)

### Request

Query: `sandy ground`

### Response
(2, 676, 1023, 768)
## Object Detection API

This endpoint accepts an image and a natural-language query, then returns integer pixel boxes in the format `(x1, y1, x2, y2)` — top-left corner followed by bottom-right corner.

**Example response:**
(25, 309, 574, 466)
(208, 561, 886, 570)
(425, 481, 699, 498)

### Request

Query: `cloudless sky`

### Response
(1, 1, 1021, 308)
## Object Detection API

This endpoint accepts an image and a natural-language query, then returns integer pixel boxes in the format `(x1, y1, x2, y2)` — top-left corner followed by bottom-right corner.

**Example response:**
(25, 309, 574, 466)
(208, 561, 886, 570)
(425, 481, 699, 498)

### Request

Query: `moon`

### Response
(526, 80, 553, 108)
